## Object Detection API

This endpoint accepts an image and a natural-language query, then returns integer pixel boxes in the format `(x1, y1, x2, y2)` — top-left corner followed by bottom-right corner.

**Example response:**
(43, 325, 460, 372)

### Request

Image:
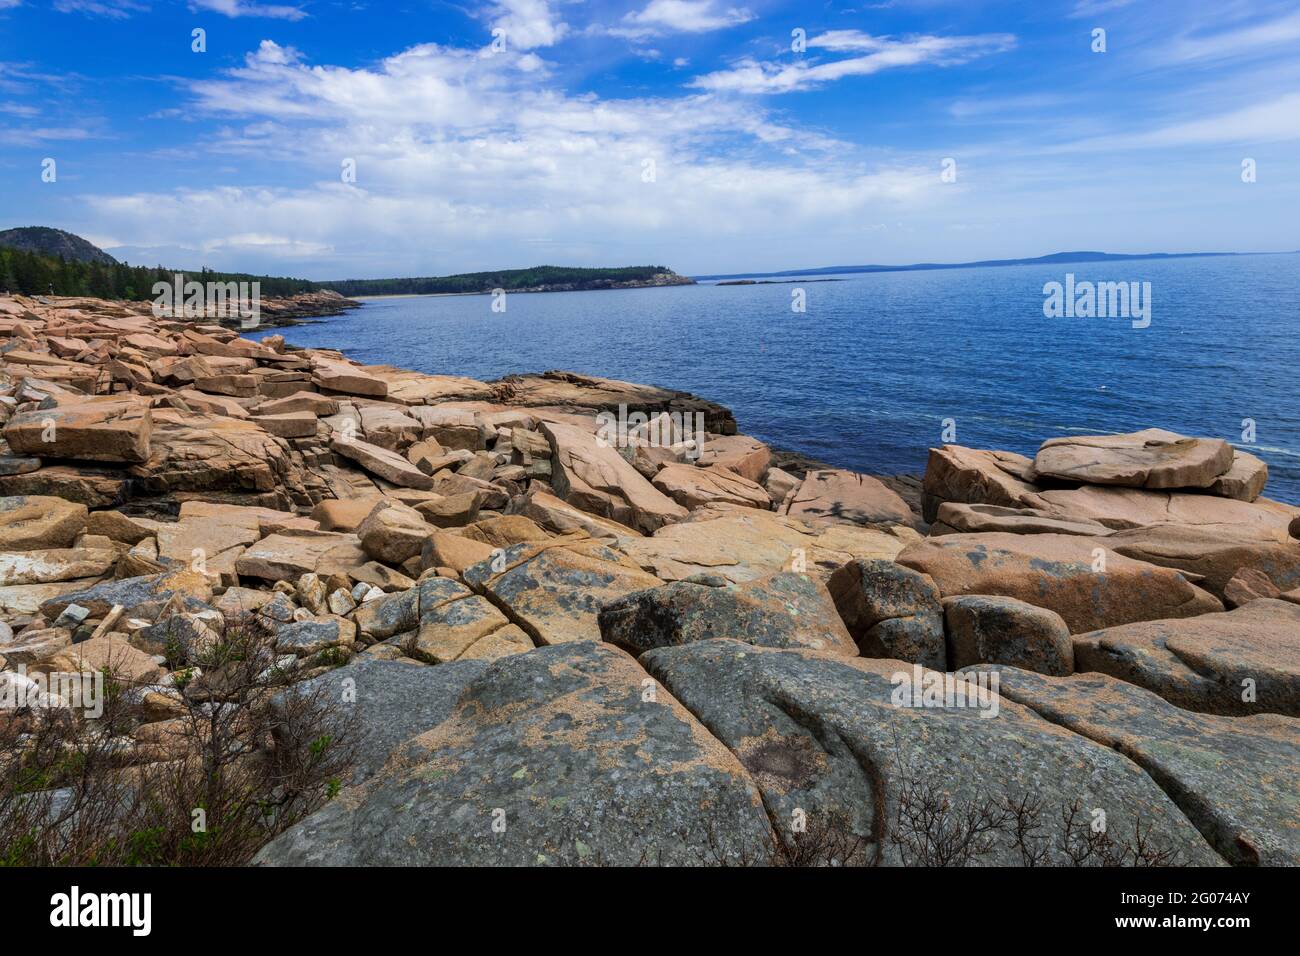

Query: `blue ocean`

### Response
(279, 253, 1300, 504)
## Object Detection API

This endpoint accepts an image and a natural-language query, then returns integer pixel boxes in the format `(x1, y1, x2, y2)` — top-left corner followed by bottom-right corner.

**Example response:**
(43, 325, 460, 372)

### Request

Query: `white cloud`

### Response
(611, 0, 754, 39)
(1062, 91, 1300, 151)
(1068, 0, 1133, 17)
(948, 92, 1067, 119)
(80, 38, 943, 275)
(51, 0, 147, 16)
(0, 0, 21, 10)
(189, 0, 307, 20)
(691, 31, 1016, 93)
(0, 125, 96, 145)
(1152, 10, 1300, 65)
(487, 0, 567, 49)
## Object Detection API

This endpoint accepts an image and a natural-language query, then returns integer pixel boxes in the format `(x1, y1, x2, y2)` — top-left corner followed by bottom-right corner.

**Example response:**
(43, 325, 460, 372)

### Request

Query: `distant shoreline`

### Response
(693, 249, 1299, 282)
(347, 279, 693, 301)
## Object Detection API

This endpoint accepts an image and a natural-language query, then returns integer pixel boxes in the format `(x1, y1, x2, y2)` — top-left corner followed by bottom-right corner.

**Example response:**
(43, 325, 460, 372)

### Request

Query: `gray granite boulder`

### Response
(280, 655, 489, 783)
(641, 640, 1221, 866)
(827, 559, 945, 667)
(1072, 598, 1300, 716)
(943, 595, 1073, 676)
(255, 642, 775, 866)
(598, 571, 857, 657)
(967, 666, 1299, 865)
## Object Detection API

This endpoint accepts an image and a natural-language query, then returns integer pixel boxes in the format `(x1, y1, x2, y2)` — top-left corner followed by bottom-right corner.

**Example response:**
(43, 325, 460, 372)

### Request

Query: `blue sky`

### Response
(1, 0, 1297, 278)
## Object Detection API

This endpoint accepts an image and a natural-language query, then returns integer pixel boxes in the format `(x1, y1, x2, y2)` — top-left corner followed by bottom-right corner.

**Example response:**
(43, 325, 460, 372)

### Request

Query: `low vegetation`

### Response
(0, 619, 356, 866)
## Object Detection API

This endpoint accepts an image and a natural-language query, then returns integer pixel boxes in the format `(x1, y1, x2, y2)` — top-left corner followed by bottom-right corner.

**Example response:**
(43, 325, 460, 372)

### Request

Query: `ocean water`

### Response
(278, 253, 1300, 505)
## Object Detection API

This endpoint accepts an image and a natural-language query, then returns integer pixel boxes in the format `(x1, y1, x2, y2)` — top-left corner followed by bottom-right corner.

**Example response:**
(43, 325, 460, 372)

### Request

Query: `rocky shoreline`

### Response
(0, 292, 1296, 867)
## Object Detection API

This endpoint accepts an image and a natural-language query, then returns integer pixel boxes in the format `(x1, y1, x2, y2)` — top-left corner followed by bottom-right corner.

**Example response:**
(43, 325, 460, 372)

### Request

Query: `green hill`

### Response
(0, 226, 118, 265)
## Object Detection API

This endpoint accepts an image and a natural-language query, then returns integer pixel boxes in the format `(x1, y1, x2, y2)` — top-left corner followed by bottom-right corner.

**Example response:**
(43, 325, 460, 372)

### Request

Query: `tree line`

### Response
(0, 247, 317, 300)
(0, 246, 678, 301)
(321, 265, 676, 297)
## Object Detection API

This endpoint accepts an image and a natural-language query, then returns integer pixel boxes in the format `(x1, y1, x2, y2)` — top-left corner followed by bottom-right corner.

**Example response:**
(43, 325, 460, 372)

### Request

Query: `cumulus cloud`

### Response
(691, 30, 1016, 93)
(486, 0, 567, 49)
(83, 38, 941, 275)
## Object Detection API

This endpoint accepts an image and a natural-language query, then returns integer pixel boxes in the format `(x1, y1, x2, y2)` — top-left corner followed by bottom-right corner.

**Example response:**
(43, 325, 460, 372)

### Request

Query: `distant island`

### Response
(324, 266, 693, 297)
(695, 249, 1293, 282)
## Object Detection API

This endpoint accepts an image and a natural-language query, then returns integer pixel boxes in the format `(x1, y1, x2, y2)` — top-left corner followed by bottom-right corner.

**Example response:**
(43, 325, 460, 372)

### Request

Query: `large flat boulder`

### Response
(694, 434, 769, 482)
(541, 420, 686, 534)
(1025, 484, 1298, 538)
(497, 369, 736, 435)
(0, 548, 118, 586)
(974, 667, 1299, 865)
(235, 532, 367, 581)
(4, 397, 152, 463)
(254, 391, 340, 417)
(331, 436, 434, 490)
(641, 641, 1220, 865)
(599, 571, 857, 656)
(0, 495, 88, 550)
(0, 626, 73, 665)
(0, 465, 128, 509)
(255, 642, 775, 866)
(130, 409, 307, 498)
(1102, 523, 1300, 602)
(38, 569, 212, 620)
(1032, 429, 1234, 489)
(932, 501, 1112, 537)
(358, 403, 422, 450)
(921, 445, 1040, 523)
(0, 581, 95, 616)
(312, 359, 388, 397)
(651, 463, 769, 511)
(896, 532, 1223, 633)
(154, 517, 261, 584)
(512, 488, 642, 542)
(615, 504, 914, 584)
(781, 468, 915, 529)
(464, 537, 662, 645)
(378, 370, 493, 406)
(407, 406, 485, 451)
(1072, 599, 1300, 717)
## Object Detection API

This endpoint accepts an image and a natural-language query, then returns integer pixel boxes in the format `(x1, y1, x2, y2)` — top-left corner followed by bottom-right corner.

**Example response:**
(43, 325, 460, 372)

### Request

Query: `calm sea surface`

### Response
(279, 254, 1300, 505)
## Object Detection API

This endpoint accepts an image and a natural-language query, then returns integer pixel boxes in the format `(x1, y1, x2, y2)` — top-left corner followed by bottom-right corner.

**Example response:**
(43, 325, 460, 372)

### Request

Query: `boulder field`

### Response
(0, 292, 1296, 868)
